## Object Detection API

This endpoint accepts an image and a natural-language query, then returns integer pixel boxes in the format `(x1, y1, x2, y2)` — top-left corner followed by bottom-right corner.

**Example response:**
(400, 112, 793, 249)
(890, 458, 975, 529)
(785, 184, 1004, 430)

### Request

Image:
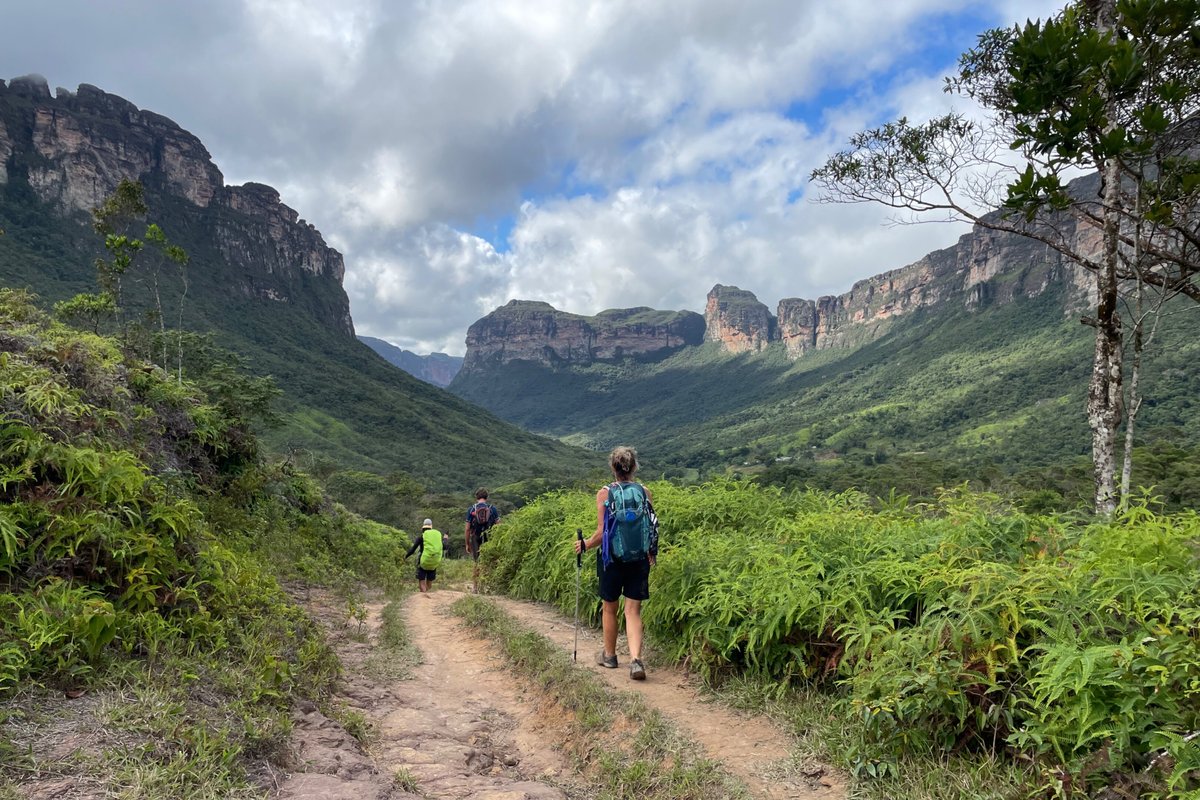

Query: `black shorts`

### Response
(597, 557, 650, 602)
(416, 566, 437, 581)
(467, 530, 488, 560)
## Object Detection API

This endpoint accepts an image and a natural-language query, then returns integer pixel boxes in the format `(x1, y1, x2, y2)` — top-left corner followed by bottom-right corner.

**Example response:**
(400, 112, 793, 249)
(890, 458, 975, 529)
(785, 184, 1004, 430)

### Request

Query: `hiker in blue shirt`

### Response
(574, 446, 656, 681)
(465, 488, 500, 593)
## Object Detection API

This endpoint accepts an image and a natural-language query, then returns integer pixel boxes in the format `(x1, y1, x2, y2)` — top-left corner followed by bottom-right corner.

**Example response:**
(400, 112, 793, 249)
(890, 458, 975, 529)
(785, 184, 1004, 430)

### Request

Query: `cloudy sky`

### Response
(2, 0, 1066, 355)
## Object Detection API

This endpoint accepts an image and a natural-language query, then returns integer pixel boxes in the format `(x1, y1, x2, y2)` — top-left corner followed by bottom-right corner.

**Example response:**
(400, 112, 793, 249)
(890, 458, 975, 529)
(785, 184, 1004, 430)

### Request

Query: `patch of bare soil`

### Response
(488, 595, 847, 800)
(279, 588, 576, 800)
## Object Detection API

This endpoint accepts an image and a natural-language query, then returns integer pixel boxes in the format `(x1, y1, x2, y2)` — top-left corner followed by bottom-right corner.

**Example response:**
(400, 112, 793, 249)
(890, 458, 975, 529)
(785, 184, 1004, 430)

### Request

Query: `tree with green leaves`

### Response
(57, 180, 191, 377)
(52, 291, 116, 334)
(813, 0, 1200, 514)
(90, 178, 148, 332)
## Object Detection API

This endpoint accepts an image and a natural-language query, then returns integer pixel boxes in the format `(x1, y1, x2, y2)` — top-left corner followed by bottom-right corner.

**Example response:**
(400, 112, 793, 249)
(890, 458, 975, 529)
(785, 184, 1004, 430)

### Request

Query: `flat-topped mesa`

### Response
(461, 300, 705, 372)
(0, 78, 352, 336)
(704, 285, 775, 354)
(774, 202, 1102, 358)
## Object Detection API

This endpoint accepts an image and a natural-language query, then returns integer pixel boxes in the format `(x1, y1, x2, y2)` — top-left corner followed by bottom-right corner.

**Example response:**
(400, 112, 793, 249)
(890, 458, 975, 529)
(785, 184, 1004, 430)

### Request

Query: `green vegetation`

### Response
(482, 480, 1200, 798)
(0, 289, 412, 796)
(813, 0, 1200, 513)
(593, 306, 699, 327)
(452, 595, 747, 799)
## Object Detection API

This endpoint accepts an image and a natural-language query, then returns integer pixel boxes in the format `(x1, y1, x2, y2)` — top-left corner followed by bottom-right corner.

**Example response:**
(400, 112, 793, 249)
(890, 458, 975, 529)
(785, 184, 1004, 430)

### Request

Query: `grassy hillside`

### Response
(452, 287, 1200, 497)
(0, 181, 593, 491)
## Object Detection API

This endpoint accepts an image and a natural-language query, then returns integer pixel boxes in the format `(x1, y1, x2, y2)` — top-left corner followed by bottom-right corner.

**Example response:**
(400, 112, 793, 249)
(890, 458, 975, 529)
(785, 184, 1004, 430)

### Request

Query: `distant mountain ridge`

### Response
(449, 172, 1198, 477)
(458, 188, 1101, 373)
(460, 301, 705, 372)
(359, 336, 462, 387)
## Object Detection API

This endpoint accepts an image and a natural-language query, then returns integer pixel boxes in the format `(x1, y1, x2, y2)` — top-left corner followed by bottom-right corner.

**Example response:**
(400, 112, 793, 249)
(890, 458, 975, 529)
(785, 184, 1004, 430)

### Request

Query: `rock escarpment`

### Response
(461, 301, 705, 372)
(0, 75, 352, 336)
(458, 179, 1103, 368)
(703, 285, 775, 354)
(773, 215, 1095, 358)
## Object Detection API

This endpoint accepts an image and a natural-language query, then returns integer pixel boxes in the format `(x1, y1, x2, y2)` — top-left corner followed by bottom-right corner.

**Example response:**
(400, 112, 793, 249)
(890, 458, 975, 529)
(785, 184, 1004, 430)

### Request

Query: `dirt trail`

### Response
(278, 588, 576, 800)
(280, 586, 843, 800)
(488, 595, 845, 800)
(374, 591, 575, 798)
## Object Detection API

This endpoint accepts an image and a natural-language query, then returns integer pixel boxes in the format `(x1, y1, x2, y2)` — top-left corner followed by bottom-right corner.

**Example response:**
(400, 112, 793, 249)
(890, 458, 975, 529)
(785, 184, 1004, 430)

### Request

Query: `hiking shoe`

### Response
(596, 651, 618, 669)
(629, 659, 646, 681)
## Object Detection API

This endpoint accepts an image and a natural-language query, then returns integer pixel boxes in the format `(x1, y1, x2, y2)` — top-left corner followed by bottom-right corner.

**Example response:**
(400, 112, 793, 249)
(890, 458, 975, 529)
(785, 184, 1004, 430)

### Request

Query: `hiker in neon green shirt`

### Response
(405, 518, 444, 594)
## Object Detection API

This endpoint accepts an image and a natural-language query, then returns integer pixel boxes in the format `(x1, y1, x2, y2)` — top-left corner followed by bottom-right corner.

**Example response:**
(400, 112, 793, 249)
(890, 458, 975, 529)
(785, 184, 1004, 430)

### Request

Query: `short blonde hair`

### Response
(609, 446, 638, 480)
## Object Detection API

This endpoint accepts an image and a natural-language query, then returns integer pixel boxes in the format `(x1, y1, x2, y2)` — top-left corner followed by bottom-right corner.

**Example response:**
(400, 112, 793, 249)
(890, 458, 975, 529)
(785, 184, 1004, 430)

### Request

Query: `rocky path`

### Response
(278, 587, 844, 800)
(278, 588, 576, 800)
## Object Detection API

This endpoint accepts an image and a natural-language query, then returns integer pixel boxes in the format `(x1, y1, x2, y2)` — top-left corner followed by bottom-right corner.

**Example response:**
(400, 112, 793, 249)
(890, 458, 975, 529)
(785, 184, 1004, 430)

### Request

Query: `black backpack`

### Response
(470, 502, 494, 541)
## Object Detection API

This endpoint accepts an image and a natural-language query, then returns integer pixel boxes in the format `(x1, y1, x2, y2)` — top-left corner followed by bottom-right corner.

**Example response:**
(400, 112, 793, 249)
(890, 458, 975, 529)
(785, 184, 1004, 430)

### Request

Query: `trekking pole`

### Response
(573, 528, 583, 662)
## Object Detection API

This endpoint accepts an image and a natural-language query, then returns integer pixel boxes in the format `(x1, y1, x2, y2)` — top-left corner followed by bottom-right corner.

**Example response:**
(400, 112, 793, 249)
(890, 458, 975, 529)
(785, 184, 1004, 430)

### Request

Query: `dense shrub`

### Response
(483, 479, 1200, 796)
(0, 288, 397, 727)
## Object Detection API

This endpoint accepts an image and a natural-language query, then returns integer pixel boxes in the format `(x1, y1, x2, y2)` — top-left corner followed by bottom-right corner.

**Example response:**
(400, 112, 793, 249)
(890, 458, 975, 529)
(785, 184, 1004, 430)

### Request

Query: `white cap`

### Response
(422, 518, 433, 528)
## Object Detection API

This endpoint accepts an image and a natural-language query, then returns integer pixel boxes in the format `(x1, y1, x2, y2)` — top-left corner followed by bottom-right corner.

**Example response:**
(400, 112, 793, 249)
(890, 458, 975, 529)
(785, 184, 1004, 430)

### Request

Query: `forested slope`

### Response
(454, 286, 1200, 505)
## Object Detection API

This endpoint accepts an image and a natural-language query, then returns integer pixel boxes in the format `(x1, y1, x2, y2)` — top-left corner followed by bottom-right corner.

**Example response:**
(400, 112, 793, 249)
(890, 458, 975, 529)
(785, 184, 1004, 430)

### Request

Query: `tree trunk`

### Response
(1087, 301, 1122, 516)
(1087, 0, 1123, 517)
(1120, 287, 1143, 502)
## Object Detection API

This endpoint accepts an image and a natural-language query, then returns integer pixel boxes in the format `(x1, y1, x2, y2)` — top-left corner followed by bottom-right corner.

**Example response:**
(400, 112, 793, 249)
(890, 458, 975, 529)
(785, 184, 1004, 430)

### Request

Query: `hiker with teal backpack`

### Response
(573, 445, 658, 681)
(405, 518, 444, 594)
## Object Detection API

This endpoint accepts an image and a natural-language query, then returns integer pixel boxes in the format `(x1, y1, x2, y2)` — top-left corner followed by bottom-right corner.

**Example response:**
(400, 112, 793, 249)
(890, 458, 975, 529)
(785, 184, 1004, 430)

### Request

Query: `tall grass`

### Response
(482, 479, 1200, 797)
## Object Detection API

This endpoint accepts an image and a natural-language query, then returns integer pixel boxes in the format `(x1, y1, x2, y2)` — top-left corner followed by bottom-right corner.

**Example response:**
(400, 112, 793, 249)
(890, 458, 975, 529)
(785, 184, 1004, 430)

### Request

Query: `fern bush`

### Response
(0, 289, 401, 789)
(484, 478, 1200, 796)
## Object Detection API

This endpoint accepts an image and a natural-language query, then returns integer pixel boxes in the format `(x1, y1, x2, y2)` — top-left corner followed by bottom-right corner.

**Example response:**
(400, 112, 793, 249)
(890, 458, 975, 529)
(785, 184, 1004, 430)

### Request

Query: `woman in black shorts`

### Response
(573, 445, 653, 681)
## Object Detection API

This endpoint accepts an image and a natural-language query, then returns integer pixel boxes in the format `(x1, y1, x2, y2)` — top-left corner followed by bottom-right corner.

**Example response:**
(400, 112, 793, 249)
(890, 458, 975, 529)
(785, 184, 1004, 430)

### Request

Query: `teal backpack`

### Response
(603, 482, 657, 564)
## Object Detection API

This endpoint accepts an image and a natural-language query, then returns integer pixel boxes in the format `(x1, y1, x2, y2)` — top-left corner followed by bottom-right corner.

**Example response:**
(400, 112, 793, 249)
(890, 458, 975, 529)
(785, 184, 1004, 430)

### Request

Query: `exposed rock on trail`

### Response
(371, 592, 570, 799)
(279, 588, 573, 799)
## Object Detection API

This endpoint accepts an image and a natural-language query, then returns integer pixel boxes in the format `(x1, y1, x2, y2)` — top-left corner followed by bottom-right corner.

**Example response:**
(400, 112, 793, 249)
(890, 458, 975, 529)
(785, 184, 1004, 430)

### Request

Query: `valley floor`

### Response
(284, 582, 843, 800)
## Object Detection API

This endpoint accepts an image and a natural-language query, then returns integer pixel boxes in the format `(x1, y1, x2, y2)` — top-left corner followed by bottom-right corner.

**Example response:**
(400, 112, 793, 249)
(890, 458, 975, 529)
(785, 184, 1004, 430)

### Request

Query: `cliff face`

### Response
(774, 210, 1097, 358)
(457, 179, 1103, 369)
(460, 301, 705, 373)
(0, 76, 352, 336)
(703, 284, 775, 354)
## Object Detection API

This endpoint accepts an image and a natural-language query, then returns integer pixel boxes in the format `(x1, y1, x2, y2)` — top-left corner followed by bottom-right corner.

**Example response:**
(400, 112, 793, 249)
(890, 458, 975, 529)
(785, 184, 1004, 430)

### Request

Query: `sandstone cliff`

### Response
(703, 284, 776, 354)
(0, 75, 353, 336)
(774, 208, 1097, 358)
(456, 172, 1105, 368)
(460, 300, 705, 373)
